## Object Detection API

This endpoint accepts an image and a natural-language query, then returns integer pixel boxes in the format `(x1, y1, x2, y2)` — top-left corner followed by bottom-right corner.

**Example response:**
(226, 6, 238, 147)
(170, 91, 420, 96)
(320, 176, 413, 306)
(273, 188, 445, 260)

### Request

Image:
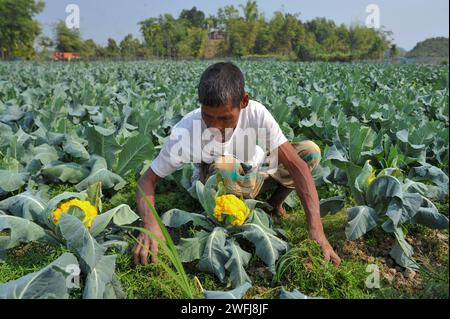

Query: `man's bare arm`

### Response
(132, 167, 164, 265)
(277, 141, 341, 266)
(136, 167, 160, 228)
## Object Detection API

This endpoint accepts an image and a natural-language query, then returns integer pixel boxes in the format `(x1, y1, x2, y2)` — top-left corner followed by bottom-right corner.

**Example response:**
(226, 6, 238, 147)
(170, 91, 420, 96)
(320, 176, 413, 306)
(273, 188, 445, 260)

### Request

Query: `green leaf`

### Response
(204, 282, 251, 299)
(384, 193, 449, 230)
(86, 182, 102, 212)
(58, 214, 106, 272)
(377, 168, 403, 179)
(355, 160, 374, 195)
(75, 156, 126, 191)
(197, 227, 229, 282)
(325, 143, 348, 164)
(0, 191, 46, 221)
(367, 175, 402, 214)
(101, 240, 129, 253)
(195, 177, 217, 219)
(68, 103, 87, 118)
(411, 196, 449, 229)
(390, 228, 419, 269)
(25, 158, 42, 175)
(224, 238, 252, 288)
(320, 196, 345, 217)
(103, 274, 126, 299)
(90, 204, 139, 237)
(345, 206, 378, 240)
(63, 136, 90, 160)
(0, 215, 46, 250)
(32, 144, 59, 165)
(138, 109, 161, 135)
(85, 125, 120, 169)
(244, 199, 272, 211)
(385, 195, 422, 229)
(47, 132, 66, 146)
(83, 254, 117, 299)
(0, 123, 13, 148)
(0, 253, 79, 299)
(326, 149, 365, 205)
(42, 161, 89, 183)
(245, 208, 275, 235)
(14, 127, 35, 146)
(312, 165, 331, 186)
(204, 174, 218, 205)
(0, 170, 29, 193)
(66, 206, 86, 221)
(396, 129, 426, 150)
(402, 178, 447, 201)
(283, 192, 301, 208)
(176, 163, 197, 196)
(409, 164, 449, 190)
(348, 124, 378, 163)
(177, 230, 210, 262)
(161, 209, 214, 231)
(115, 133, 154, 177)
(236, 223, 289, 273)
(279, 288, 322, 299)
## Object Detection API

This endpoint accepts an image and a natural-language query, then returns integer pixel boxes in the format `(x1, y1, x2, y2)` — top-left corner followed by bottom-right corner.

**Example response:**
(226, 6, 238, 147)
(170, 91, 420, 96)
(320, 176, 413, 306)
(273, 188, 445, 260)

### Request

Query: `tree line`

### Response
(0, 0, 393, 61)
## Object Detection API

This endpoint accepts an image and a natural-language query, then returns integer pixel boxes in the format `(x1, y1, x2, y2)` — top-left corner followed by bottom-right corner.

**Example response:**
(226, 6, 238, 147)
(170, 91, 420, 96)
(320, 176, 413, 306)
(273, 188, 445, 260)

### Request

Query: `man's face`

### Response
(201, 93, 249, 141)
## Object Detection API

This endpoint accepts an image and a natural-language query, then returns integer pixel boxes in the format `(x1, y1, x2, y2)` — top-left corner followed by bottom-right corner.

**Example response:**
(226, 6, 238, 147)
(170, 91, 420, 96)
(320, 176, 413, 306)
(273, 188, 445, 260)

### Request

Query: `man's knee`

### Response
(293, 140, 321, 171)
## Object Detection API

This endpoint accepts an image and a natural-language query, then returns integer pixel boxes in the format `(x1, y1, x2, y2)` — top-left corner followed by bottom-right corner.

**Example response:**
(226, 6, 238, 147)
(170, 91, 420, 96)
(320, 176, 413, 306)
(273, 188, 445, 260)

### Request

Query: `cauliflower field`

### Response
(0, 61, 448, 299)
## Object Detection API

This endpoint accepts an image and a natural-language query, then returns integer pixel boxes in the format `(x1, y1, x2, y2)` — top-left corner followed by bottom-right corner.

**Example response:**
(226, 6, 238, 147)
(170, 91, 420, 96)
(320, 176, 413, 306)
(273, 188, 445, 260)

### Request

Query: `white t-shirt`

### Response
(150, 100, 288, 178)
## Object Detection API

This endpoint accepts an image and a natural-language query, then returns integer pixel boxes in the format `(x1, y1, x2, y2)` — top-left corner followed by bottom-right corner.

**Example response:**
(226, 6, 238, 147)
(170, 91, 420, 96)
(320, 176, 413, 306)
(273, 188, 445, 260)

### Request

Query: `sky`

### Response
(36, 0, 449, 51)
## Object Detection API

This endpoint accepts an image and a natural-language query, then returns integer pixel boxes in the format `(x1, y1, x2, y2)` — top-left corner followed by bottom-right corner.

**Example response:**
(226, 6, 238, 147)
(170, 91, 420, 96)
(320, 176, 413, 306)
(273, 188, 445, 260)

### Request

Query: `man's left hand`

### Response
(309, 231, 341, 267)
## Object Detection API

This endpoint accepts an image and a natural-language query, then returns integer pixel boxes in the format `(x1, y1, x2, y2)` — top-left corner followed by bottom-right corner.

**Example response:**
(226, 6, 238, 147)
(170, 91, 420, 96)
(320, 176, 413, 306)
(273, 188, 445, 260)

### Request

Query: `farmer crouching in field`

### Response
(133, 62, 341, 267)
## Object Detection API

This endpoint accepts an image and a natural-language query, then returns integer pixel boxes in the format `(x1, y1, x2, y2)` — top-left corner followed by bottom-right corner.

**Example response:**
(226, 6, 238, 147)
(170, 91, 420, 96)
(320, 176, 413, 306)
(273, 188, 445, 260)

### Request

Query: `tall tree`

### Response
(178, 27, 207, 57)
(54, 20, 83, 52)
(140, 14, 186, 58)
(0, 0, 45, 59)
(217, 5, 239, 27)
(253, 16, 273, 55)
(239, 0, 259, 23)
(159, 14, 185, 58)
(205, 15, 219, 29)
(82, 39, 98, 60)
(106, 38, 120, 58)
(136, 4, 392, 61)
(306, 18, 337, 45)
(120, 34, 141, 58)
(140, 18, 164, 57)
(179, 6, 205, 28)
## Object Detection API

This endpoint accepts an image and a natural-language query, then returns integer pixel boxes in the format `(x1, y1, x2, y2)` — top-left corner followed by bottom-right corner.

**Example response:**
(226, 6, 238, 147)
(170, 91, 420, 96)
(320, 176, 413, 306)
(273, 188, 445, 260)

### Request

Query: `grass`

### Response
(114, 245, 200, 299)
(0, 178, 448, 299)
(0, 242, 66, 283)
(274, 240, 371, 298)
(129, 187, 199, 298)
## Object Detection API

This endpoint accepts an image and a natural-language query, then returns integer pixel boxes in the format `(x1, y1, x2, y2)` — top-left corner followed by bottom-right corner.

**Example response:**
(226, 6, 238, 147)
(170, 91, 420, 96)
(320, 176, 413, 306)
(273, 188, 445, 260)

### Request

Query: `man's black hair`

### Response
(198, 62, 245, 108)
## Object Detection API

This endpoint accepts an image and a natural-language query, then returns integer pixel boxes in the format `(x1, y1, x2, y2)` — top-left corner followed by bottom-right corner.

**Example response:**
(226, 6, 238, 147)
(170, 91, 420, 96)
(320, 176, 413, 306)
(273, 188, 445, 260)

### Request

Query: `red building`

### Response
(52, 52, 81, 61)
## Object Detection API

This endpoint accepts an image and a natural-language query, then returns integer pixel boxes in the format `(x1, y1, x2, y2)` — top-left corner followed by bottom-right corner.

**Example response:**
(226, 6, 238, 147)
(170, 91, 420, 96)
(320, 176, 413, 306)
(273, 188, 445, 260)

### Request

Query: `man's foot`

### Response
(267, 185, 292, 221)
(269, 203, 288, 222)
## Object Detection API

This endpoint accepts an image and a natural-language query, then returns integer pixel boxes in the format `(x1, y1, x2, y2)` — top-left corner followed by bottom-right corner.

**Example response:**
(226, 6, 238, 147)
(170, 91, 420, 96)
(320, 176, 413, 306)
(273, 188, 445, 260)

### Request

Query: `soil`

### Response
(341, 229, 449, 291)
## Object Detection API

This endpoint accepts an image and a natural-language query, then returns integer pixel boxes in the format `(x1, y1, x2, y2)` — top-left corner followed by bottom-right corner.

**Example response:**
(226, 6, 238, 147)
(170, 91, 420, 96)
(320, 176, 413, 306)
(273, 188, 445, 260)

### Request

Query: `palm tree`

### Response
(239, 0, 259, 23)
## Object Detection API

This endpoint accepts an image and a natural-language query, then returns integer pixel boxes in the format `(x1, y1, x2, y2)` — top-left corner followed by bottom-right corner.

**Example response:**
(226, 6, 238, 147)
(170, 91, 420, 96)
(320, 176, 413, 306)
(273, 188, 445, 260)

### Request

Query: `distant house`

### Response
(52, 52, 81, 62)
(208, 27, 225, 40)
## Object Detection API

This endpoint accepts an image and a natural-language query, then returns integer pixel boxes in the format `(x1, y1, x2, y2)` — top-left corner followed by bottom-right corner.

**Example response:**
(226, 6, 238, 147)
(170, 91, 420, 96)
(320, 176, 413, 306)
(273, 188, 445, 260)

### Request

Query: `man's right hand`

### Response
(132, 225, 165, 265)
(133, 167, 162, 266)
